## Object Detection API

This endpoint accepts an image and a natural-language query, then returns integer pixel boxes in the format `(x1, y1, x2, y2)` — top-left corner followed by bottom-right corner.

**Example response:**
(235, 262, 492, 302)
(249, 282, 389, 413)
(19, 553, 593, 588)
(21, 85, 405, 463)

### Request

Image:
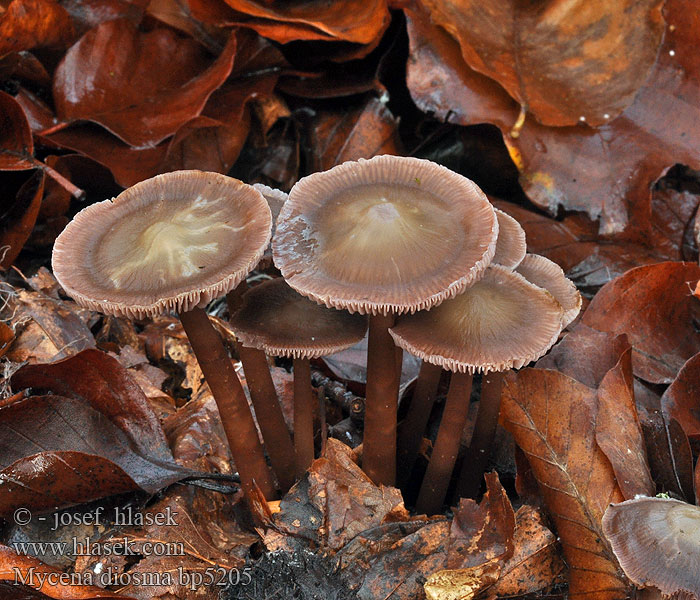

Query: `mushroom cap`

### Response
(253, 183, 287, 235)
(52, 170, 272, 319)
(389, 265, 564, 374)
(492, 208, 526, 269)
(230, 277, 368, 359)
(272, 155, 498, 315)
(515, 254, 582, 327)
(602, 497, 700, 598)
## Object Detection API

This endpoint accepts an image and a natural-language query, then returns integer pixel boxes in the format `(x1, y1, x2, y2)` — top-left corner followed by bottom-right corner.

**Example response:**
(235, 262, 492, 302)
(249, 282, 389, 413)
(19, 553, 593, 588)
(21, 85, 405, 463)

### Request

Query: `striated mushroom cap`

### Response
(230, 278, 368, 359)
(52, 170, 271, 319)
(516, 254, 582, 327)
(253, 183, 287, 236)
(272, 155, 498, 315)
(602, 497, 700, 599)
(389, 265, 564, 374)
(492, 208, 526, 269)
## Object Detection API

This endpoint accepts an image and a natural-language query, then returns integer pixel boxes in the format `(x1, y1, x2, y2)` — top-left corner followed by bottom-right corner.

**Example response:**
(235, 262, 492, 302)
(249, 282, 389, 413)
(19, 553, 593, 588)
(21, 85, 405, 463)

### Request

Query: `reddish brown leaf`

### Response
(501, 369, 627, 599)
(0, 169, 45, 268)
(0, 90, 35, 170)
(0, 321, 14, 359)
(581, 262, 700, 384)
(661, 352, 700, 439)
(62, 0, 146, 35)
(595, 348, 655, 500)
(406, 0, 700, 235)
(1, 544, 135, 599)
(146, 0, 230, 51)
(53, 20, 237, 147)
(307, 97, 402, 173)
(536, 324, 630, 389)
(0, 0, 74, 57)
(447, 472, 515, 569)
(11, 349, 173, 461)
(421, 0, 664, 127)
(492, 505, 566, 596)
(221, 0, 390, 45)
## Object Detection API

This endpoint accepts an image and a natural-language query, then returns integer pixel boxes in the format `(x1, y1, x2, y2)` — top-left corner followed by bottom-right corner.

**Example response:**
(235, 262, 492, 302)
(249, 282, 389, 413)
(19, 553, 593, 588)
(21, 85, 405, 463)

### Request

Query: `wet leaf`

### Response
(421, 0, 664, 127)
(220, 0, 390, 45)
(0, 91, 35, 171)
(492, 505, 566, 596)
(53, 20, 237, 147)
(581, 262, 700, 384)
(0, 169, 45, 268)
(0, 544, 135, 599)
(61, 0, 146, 35)
(306, 97, 402, 173)
(0, 0, 74, 57)
(501, 369, 627, 599)
(406, 0, 700, 234)
(595, 348, 655, 499)
(661, 351, 700, 439)
(424, 560, 501, 600)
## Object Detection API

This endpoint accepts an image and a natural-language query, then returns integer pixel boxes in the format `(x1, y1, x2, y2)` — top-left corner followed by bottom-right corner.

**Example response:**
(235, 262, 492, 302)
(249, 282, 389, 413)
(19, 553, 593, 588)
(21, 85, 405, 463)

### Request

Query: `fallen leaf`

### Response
(424, 560, 501, 600)
(447, 472, 514, 569)
(0, 544, 135, 599)
(501, 369, 627, 599)
(0, 91, 36, 171)
(493, 505, 566, 596)
(581, 262, 700, 384)
(306, 97, 402, 173)
(0, 394, 190, 515)
(0, 169, 45, 268)
(420, 0, 664, 127)
(595, 348, 655, 499)
(53, 20, 237, 147)
(405, 0, 700, 234)
(661, 351, 700, 439)
(220, 0, 390, 45)
(0, 0, 74, 57)
(61, 0, 146, 35)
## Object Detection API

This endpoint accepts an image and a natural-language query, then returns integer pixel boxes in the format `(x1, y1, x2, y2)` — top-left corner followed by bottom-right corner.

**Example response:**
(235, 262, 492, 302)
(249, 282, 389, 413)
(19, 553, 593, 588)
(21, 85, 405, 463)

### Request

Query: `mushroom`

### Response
(396, 206, 526, 486)
(602, 496, 700, 598)
(224, 184, 297, 492)
(52, 170, 277, 499)
(229, 277, 367, 477)
(390, 265, 566, 514)
(273, 155, 498, 486)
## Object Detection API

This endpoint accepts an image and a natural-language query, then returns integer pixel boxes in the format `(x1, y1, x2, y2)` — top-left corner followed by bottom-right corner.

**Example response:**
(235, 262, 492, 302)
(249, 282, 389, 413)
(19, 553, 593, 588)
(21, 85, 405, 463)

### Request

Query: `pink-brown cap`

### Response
(253, 183, 288, 263)
(492, 208, 526, 269)
(229, 278, 367, 358)
(515, 254, 581, 327)
(272, 155, 498, 315)
(389, 265, 564, 374)
(52, 170, 272, 319)
(602, 497, 700, 598)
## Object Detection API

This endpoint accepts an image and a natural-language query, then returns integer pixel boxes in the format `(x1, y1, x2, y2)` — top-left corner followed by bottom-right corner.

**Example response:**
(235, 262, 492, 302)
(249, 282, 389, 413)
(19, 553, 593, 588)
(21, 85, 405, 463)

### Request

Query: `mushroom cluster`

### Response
(272, 155, 581, 513)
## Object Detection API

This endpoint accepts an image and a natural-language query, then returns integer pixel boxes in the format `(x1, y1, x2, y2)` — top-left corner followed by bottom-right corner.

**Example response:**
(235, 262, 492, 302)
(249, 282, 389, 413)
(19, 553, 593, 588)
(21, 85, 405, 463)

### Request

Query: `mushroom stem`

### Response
(396, 361, 443, 487)
(415, 372, 473, 515)
(178, 307, 277, 500)
(455, 371, 504, 500)
(227, 287, 296, 492)
(363, 312, 400, 486)
(293, 357, 315, 478)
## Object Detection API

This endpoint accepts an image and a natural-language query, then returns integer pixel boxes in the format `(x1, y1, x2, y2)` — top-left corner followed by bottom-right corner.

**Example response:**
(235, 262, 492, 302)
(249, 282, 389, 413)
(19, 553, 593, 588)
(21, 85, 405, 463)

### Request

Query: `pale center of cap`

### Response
(667, 504, 700, 543)
(313, 183, 465, 286)
(94, 196, 245, 292)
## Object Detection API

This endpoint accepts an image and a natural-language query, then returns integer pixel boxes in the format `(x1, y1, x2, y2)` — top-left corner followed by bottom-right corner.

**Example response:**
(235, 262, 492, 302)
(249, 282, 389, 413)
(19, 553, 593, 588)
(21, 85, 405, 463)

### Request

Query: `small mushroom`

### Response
(230, 278, 367, 477)
(396, 207, 526, 486)
(390, 265, 565, 514)
(602, 496, 700, 598)
(52, 170, 277, 499)
(273, 155, 498, 485)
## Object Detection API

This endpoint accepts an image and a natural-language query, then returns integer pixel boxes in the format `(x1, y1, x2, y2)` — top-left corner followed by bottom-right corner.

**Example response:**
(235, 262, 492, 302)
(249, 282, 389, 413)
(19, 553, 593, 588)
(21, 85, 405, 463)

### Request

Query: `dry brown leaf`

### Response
(661, 351, 700, 439)
(424, 560, 501, 600)
(501, 369, 628, 599)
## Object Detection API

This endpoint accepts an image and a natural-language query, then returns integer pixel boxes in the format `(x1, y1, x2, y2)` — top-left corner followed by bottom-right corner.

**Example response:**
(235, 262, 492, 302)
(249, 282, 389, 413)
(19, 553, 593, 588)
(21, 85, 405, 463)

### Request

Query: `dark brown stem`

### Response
(456, 371, 504, 500)
(238, 344, 295, 491)
(396, 361, 443, 487)
(179, 307, 276, 500)
(363, 312, 400, 486)
(415, 371, 473, 515)
(293, 357, 315, 478)
(226, 283, 295, 491)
